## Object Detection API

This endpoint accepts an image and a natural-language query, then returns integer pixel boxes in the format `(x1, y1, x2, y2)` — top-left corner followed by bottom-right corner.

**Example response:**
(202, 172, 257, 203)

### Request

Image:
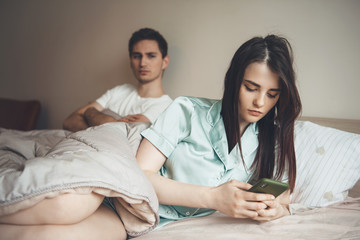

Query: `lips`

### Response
(248, 110, 262, 117)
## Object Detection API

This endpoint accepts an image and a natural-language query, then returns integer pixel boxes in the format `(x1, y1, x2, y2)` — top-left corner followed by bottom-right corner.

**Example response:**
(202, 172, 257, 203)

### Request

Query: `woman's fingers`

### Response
(227, 179, 253, 190)
(214, 180, 277, 219)
(252, 195, 290, 222)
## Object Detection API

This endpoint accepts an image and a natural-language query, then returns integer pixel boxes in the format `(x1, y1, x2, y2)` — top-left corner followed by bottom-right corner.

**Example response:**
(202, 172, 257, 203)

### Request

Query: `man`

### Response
(63, 28, 172, 132)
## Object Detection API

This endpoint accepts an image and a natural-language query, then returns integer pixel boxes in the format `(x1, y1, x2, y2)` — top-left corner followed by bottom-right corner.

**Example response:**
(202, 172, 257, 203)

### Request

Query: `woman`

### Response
(136, 34, 302, 225)
(0, 34, 301, 239)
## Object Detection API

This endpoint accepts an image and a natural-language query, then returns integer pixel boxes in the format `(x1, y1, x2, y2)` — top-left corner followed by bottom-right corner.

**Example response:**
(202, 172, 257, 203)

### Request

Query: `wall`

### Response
(0, 0, 359, 129)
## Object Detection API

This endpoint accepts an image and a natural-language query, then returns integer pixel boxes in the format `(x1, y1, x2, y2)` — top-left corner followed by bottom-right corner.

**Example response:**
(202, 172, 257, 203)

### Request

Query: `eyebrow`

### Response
(131, 51, 158, 56)
(244, 80, 281, 92)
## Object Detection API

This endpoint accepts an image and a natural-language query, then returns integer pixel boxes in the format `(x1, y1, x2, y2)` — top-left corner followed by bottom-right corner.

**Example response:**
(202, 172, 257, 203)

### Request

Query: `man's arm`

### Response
(83, 107, 118, 127)
(63, 101, 153, 132)
(63, 102, 104, 132)
(118, 114, 150, 123)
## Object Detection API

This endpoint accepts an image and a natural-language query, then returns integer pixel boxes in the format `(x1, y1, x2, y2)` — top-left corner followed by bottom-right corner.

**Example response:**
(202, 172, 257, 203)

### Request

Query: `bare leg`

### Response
(0, 193, 104, 225)
(0, 205, 127, 240)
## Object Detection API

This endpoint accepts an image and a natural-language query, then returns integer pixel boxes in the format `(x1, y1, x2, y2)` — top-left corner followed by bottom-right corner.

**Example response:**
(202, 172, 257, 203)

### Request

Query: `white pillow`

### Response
(291, 121, 360, 207)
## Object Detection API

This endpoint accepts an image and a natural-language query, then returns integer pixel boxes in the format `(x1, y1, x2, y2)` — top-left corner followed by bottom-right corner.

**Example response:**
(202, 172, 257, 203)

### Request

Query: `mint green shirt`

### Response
(141, 96, 259, 226)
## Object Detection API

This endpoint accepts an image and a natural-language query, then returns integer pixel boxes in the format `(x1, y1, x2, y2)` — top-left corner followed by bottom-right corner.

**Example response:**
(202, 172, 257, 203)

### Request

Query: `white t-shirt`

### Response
(96, 84, 172, 123)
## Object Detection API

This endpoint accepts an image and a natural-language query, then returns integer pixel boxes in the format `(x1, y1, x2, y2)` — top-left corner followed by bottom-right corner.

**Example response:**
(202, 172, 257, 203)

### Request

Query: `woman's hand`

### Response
(252, 190, 291, 222)
(209, 180, 276, 219)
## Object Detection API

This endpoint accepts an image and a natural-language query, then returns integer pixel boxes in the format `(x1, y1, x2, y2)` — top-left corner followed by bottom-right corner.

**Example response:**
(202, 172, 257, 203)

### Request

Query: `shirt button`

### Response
(185, 211, 190, 216)
(167, 210, 172, 214)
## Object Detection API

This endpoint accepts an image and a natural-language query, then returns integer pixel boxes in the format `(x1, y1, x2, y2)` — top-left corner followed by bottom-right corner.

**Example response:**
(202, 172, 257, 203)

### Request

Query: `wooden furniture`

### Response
(0, 98, 41, 131)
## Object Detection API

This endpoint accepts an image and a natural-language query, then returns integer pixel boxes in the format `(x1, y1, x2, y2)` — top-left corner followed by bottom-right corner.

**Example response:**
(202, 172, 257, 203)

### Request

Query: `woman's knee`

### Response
(0, 192, 105, 225)
(46, 192, 105, 224)
(0, 210, 127, 240)
(38, 205, 126, 240)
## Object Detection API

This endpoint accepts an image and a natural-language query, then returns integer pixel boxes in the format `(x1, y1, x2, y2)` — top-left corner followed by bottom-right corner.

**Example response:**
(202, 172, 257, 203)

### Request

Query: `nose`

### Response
(253, 93, 265, 108)
(140, 57, 148, 67)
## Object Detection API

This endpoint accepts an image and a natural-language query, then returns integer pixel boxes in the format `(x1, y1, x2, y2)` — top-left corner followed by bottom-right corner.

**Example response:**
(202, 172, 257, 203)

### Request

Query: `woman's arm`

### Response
(136, 139, 276, 219)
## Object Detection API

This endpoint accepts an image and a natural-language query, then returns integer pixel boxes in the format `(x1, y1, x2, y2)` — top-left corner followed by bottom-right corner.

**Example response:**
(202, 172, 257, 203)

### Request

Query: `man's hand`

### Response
(118, 114, 150, 123)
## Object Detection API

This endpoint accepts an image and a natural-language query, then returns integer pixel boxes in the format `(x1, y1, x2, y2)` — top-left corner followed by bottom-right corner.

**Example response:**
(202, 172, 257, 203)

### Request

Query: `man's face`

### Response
(130, 40, 169, 84)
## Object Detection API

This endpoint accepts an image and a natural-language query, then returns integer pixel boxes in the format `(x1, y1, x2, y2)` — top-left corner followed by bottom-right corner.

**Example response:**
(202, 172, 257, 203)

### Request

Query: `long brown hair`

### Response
(221, 35, 302, 192)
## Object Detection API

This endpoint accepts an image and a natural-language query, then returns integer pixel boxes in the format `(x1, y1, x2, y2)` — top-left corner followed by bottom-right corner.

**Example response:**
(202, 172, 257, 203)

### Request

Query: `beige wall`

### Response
(1, 0, 359, 129)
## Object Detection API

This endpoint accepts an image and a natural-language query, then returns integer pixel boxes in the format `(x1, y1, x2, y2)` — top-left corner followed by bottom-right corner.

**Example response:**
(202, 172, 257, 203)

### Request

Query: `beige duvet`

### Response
(0, 123, 158, 237)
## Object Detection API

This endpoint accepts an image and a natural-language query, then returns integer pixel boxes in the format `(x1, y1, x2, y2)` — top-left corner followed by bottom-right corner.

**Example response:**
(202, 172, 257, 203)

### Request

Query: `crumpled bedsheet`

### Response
(136, 197, 360, 240)
(0, 122, 159, 237)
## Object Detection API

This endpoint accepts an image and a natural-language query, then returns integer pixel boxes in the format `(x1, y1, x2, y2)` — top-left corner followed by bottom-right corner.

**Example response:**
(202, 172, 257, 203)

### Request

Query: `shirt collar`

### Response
(206, 100, 222, 127)
(206, 100, 258, 134)
(207, 100, 259, 170)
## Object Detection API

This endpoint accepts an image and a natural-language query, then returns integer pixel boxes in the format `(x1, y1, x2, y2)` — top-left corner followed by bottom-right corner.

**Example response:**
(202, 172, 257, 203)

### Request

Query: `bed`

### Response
(136, 116, 360, 240)
(0, 116, 359, 239)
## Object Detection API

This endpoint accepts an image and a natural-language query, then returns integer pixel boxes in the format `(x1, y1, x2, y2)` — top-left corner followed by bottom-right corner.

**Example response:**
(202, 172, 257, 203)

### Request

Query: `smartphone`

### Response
(248, 178, 288, 197)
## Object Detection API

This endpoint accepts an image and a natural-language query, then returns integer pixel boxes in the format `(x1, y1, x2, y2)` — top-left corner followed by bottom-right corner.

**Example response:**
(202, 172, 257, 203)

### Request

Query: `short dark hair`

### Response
(128, 28, 168, 58)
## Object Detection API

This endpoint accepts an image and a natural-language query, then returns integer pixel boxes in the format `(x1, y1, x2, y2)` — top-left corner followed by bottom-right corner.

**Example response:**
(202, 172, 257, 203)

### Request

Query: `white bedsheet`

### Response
(136, 197, 360, 240)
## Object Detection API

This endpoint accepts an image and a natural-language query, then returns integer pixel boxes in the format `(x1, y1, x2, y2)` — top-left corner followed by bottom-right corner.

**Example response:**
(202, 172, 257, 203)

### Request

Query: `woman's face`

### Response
(238, 62, 281, 130)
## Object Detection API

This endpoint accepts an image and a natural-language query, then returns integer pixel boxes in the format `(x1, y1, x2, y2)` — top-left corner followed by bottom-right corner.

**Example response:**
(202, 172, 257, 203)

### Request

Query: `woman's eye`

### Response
(267, 93, 277, 99)
(245, 85, 256, 92)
